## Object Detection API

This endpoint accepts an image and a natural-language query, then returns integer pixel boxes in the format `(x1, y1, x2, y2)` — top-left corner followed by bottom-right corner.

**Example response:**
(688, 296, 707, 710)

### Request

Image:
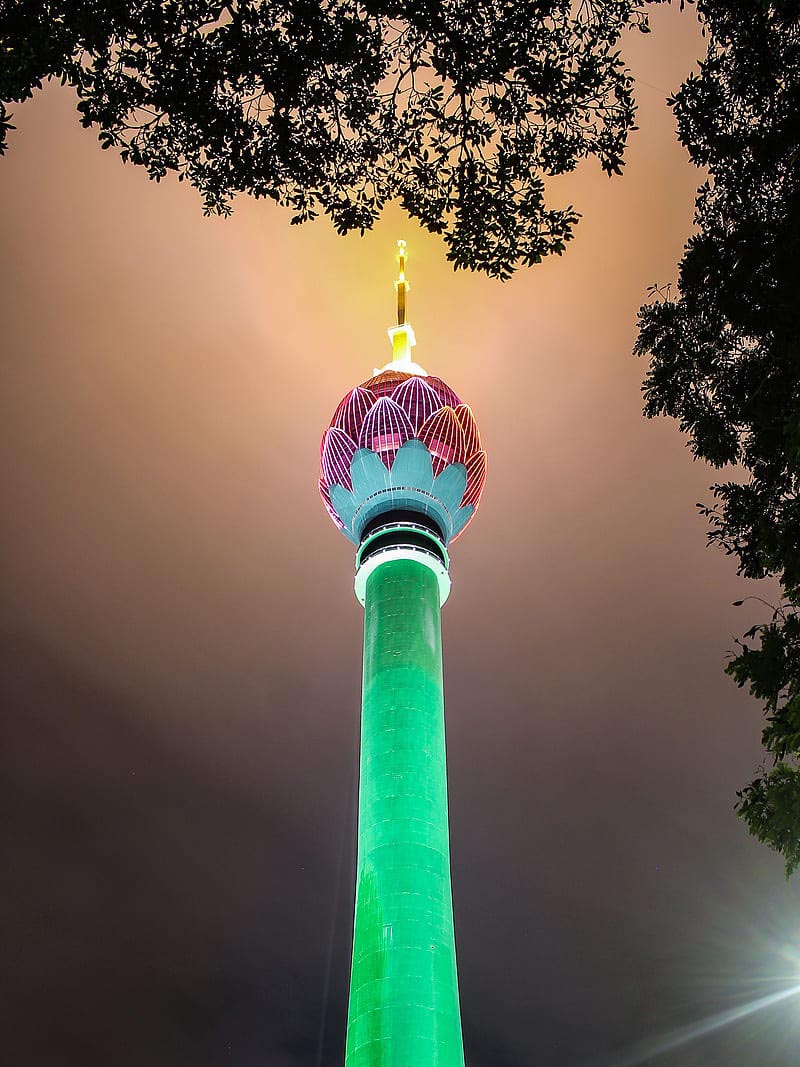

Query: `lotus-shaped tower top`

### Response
(319, 242, 487, 551)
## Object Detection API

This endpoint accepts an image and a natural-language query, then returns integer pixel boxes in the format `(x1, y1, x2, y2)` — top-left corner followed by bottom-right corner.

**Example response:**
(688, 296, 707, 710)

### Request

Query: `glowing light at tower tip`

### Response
(384, 238, 421, 375)
(396, 239, 408, 325)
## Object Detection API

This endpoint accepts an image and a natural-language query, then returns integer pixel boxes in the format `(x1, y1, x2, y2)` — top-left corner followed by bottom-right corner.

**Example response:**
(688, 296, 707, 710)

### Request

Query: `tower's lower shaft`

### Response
(345, 555, 464, 1067)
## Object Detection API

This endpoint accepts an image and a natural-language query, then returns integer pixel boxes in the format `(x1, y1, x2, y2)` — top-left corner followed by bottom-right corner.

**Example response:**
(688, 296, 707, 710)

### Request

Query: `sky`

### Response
(2, 6, 800, 1067)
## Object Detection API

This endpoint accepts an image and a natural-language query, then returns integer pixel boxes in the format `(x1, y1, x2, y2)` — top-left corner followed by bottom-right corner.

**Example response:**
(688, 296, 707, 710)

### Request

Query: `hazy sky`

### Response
(2, 6, 800, 1067)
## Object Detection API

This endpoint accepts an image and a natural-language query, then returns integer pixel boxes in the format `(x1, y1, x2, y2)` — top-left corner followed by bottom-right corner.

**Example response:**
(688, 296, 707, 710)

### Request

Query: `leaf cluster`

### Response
(634, 1, 800, 872)
(729, 606, 800, 875)
(0, 0, 654, 276)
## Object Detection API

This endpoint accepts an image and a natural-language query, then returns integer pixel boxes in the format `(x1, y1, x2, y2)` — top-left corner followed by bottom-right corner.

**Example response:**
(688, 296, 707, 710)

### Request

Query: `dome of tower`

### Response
(319, 367, 487, 546)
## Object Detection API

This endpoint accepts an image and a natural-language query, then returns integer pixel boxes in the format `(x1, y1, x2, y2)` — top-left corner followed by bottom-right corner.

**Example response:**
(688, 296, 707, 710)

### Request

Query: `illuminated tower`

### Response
(319, 242, 487, 1067)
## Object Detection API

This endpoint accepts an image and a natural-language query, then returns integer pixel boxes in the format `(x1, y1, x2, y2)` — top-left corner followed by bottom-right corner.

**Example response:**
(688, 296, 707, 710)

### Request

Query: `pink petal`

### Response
(358, 397, 414, 469)
(392, 376, 443, 433)
(462, 450, 487, 508)
(417, 407, 466, 475)
(332, 387, 375, 441)
(321, 427, 357, 489)
(360, 369, 414, 397)
(454, 404, 481, 457)
(426, 375, 461, 409)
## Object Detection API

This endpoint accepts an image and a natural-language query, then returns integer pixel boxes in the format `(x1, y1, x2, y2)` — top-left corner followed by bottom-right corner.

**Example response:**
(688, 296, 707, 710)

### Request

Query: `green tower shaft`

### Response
(345, 555, 464, 1067)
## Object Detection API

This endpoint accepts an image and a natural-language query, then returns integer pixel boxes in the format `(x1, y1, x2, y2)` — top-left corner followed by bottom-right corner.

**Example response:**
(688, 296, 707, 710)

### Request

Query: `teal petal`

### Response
(330, 485, 358, 542)
(350, 449, 389, 505)
(432, 464, 468, 517)
(390, 439, 434, 492)
(450, 503, 474, 539)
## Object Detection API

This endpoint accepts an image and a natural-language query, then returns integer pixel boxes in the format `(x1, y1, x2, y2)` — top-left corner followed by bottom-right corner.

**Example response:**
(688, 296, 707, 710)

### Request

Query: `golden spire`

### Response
(395, 239, 408, 325)
(387, 239, 417, 365)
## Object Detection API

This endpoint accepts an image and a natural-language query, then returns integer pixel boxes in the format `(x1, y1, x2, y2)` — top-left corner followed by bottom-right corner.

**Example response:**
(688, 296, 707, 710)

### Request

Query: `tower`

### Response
(319, 242, 487, 1067)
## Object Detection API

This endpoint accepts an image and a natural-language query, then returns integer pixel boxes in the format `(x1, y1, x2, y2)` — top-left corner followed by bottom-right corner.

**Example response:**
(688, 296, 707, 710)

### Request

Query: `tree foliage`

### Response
(0, 0, 655, 277)
(7, 0, 799, 866)
(635, 1, 800, 873)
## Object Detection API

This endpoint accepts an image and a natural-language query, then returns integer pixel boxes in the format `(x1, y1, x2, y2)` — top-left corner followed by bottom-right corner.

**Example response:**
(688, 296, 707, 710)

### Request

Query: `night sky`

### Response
(2, 7, 800, 1066)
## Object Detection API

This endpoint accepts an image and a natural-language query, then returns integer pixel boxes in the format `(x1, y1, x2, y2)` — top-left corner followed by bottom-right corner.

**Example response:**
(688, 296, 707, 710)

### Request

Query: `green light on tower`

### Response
(319, 243, 487, 1066)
